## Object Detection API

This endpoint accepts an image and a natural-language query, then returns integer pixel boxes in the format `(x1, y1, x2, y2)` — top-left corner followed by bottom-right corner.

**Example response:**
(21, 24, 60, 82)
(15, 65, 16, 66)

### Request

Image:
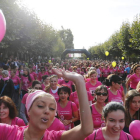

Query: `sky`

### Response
(19, 0, 140, 50)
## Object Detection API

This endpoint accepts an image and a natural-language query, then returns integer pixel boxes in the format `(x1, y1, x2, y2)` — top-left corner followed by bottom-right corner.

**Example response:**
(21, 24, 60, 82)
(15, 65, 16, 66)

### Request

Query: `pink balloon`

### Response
(129, 120, 140, 139)
(0, 10, 6, 42)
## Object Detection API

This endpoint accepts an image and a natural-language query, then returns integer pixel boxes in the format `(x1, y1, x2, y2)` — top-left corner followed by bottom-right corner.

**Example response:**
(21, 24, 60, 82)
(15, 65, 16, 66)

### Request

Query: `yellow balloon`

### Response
(105, 51, 109, 56)
(112, 61, 116, 67)
(48, 60, 51, 63)
(87, 58, 89, 60)
(122, 57, 124, 60)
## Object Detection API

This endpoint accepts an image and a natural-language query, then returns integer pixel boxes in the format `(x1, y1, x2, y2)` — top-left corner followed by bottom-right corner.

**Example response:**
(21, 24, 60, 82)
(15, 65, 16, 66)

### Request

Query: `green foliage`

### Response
(0, 0, 72, 59)
(88, 15, 140, 60)
(58, 26, 74, 49)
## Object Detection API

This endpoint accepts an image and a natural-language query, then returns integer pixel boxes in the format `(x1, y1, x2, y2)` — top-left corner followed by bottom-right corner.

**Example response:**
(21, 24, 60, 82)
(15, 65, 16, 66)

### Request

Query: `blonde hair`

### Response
(45, 75, 58, 92)
(88, 70, 97, 77)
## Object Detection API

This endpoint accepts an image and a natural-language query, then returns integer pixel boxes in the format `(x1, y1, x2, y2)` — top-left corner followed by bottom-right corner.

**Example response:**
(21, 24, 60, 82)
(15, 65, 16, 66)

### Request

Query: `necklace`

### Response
(23, 128, 44, 140)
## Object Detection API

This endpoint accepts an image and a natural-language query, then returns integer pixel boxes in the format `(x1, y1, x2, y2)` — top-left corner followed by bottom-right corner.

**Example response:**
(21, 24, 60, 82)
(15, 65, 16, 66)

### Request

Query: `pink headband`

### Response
(26, 90, 57, 113)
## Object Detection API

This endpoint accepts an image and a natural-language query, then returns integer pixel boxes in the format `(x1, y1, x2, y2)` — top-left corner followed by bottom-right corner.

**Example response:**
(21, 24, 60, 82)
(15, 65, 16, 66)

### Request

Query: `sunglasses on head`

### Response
(115, 81, 122, 85)
(96, 92, 108, 96)
(34, 87, 42, 90)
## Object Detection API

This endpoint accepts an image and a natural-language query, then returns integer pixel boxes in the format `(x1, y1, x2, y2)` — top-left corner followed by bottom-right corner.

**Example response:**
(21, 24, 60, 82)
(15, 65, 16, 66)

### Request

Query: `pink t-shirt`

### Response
(102, 69, 109, 77)
(109, 68, 114, 74)
(48, 70, 55, 76)
(21, 93, 28, 104)
(57, 101, 78, 130)
(70, 91, 93, 109)
(108, 89, 123, 104)
(11, 75, 20, 86)
(129, 73, 140, 89)
(49, 88, 59, 102)
(21, 75, 34, 91)
(38, 72, 48, 81)
(69, 91, 93, 119)
(0, 124, 64, 140)
(47, 118, 65, 131)
(11, 117, 26, 127)
(16, 70, 19, 77)
(42, 84, 46, 91)
(30, 72, 37, 80)
(21, 93, 29, 120)
(59, 80, 73, 92)
(91, 104, 105, 129)
(86, 81, 102, 96)
(85, 128, 134, 140)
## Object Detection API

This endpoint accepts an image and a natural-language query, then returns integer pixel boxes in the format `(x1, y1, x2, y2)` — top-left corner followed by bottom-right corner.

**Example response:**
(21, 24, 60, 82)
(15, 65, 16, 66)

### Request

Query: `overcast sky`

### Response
(20, 0, 140, 50)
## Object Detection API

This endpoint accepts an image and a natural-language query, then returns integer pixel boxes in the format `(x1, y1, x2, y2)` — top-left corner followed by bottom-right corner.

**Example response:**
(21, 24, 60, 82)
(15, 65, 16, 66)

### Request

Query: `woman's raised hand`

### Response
(52, 68, 84, 83)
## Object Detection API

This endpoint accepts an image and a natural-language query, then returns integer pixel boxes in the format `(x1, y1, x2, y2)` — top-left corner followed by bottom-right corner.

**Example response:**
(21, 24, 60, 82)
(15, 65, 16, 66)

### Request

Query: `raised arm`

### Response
(52, 69, 93, 140)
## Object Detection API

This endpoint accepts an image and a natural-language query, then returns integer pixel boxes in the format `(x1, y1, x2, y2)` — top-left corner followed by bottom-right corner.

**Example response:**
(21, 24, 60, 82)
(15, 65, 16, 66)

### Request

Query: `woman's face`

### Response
(41, 68, 45, 73)
(95, 89, 108, 103)
(59, 90, 69, 102)
(50, 77, 58, 89)
(135, 67, 140, 74)
(112, 81, 121, 90)
(33, 84, 42, 90)
(90, 74, 97, 81)
(44, 77, 50, 84)
(28, 95, 56, 130)
(0, 103, 10, 119)
(129, 96, 140, 112)
(105, 110, 125, 135)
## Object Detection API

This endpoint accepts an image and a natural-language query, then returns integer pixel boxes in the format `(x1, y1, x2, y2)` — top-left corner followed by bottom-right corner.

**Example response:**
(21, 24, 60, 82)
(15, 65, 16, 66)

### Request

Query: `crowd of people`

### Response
(0, 57, 140, 140)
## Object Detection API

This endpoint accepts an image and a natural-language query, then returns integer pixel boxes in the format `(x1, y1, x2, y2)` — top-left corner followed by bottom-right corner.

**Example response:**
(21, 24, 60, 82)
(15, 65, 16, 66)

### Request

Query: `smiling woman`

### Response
(85, 102, 134, 140)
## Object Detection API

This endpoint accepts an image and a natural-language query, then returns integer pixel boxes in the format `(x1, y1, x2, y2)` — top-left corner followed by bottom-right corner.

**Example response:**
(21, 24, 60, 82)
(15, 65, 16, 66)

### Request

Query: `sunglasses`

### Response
(34, 87, 42, 90)
(116, 81, 122, 85)
(96, 92, 108, 96)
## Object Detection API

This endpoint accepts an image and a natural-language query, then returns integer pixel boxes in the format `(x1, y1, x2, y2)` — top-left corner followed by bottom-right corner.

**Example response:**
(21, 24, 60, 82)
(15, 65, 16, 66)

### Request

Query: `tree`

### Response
(58, 27, 74, 49)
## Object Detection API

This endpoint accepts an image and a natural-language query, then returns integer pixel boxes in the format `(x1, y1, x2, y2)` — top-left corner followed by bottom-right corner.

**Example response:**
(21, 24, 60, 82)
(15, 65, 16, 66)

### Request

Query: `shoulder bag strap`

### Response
(0, 82, 7, 96)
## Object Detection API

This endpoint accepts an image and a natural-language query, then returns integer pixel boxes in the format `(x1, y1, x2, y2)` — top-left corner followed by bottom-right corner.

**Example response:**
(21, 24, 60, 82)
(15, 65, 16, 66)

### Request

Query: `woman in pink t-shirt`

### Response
(70, 90, 93, 126)
(124, 90, 140, 134)
(85, 102, 134, 140)
(38, 66, 48, 81)
(102, 65, 109, 82)
(29, 66, 37, 80)
(19, 67, 34, 98)
(105, 74, 125, 104)
(10, 69, 21, 108)
(91, 85, 108, 129)
(45, 75, 60, 102)
(86, 70, 102, 99)
(57, 85, 78, 130)
(126, 64, 140, 90)
(0, 69, 93, 140)
(41, 75, 50, 91)
(0, 96, 25, 127)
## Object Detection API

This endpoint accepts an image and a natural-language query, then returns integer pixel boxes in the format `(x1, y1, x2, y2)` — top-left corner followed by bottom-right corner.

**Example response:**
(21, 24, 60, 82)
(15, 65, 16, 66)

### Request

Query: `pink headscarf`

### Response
(26, 90, 57, 113)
